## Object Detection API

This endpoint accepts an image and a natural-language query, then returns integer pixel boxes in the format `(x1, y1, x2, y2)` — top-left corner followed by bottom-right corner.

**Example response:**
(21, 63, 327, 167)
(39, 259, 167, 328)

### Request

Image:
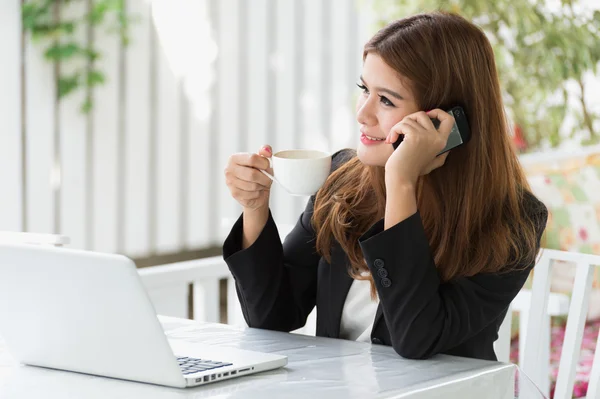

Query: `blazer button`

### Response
(377, 268, 388, 278)
(373, 259, 385, 269)
(371, 337, 383, 345)
(381, 278, 392, 288)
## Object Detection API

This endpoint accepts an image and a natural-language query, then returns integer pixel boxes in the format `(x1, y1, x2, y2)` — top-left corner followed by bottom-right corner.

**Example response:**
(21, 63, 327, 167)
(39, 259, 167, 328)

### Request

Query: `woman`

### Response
(222, 12, 547, 361)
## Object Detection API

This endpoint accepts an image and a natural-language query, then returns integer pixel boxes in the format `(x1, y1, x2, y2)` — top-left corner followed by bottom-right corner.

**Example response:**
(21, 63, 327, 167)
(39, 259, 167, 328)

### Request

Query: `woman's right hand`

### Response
(225, 145, 273, 211)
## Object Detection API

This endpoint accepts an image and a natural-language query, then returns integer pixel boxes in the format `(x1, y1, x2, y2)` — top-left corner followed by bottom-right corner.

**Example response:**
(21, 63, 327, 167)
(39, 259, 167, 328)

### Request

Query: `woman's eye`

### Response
(356, 83, 369, 94)
(356, 83, 395, 107)
(379, 96, 394, 107)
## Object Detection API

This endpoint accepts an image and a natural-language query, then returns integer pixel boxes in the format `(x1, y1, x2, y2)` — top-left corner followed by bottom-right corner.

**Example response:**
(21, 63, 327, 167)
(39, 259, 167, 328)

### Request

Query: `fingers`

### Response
(386, 120, 419, 144)
(257, 145, 272, 159)
(404, 111, 436, 130)
(233, 152, 271, 171)
(387, 112, 442, 145)
(224, 145, 274, 209)
(225, 144, 274, 186)
(401, 118, 423, 132)
(227, 176, 270, 192)
(229, 163, 272, 188)
(426, 109, 454, 138)
(225, 146, 274, 195)
(224, 168, 269, 209)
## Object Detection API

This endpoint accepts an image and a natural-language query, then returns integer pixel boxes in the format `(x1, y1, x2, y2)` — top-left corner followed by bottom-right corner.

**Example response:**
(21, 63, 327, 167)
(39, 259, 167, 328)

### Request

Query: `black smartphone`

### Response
(392, 106, 471, 155)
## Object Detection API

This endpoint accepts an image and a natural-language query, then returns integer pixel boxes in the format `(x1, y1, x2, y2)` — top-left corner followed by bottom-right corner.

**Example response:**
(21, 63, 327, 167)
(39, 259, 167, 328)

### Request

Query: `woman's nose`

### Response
(356, 97, 377, 126)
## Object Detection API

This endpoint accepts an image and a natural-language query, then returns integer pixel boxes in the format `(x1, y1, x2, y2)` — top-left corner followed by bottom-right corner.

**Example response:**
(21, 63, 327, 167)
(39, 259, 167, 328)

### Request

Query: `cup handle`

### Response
(258, 156, 294, 195)
(260, 169, 275, 181)
(259, 156, 275, 182)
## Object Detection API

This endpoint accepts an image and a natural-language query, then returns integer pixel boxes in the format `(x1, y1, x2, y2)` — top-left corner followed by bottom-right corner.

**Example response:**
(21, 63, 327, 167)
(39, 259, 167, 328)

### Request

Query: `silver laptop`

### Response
(0, 243, 287, 388)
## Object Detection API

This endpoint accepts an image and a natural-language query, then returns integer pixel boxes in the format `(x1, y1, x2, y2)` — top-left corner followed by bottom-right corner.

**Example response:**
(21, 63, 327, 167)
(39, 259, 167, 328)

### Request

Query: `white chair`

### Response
(495, 286, 570, 398)
(520, 249, 600, 399)
(0, 231, 70, 247)
(137, 220, 321, 334)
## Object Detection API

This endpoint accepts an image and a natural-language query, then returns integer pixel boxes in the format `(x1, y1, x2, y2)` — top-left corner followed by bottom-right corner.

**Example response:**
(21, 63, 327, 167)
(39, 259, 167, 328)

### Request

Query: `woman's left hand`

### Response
(384, 109, 454, 187)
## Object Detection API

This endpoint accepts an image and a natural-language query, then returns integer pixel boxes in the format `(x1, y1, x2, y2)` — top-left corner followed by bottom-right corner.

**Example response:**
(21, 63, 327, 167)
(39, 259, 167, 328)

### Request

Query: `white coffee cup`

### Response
(261, 150, 332, 196)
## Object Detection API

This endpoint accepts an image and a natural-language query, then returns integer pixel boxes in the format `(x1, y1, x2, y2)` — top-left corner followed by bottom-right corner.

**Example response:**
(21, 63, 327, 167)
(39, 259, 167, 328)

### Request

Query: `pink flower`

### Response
(510, 319, 600, 398)
(574, 381, 588, 397)
(579, 228, 589, 241)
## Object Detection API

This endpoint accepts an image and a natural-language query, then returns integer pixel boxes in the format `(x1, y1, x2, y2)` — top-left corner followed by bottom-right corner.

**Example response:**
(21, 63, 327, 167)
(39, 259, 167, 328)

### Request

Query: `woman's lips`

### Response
(360, 133, 387, 145)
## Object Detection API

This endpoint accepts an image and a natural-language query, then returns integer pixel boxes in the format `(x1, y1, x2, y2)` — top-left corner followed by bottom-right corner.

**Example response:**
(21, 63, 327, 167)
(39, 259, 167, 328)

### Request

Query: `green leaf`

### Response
(30, 21, 77, 39)
(81, 97, 93, 114)
(88, 2, 110, 24)
(23, 0, 135, 116)
(84, 48, 100, 62)
(57, 74, 80, 98)
(44, 43, 83, 61)
(87, 70, 105, 86)
(57, 21, 76, 34)
(22, 4, 49, 31)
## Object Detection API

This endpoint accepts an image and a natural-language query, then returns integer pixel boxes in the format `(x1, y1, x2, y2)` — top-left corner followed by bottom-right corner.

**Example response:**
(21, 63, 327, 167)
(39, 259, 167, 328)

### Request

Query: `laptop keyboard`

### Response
(177, 356, 233, 375)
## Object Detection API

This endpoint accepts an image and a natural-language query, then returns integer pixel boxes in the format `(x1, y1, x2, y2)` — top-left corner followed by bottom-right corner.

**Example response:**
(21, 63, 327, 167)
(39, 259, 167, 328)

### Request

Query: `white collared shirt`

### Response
(339, 273, 380, 343)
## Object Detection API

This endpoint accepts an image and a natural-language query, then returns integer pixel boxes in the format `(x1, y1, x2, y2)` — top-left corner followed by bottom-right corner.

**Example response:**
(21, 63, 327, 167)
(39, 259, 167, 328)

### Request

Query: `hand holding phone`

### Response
(392, 106, 471, 155)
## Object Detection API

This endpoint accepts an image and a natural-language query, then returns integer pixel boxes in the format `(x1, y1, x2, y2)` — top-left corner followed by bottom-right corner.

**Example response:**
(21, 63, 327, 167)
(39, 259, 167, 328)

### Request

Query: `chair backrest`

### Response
(522, 249, 600, 399)
(0, 231, 70, 247)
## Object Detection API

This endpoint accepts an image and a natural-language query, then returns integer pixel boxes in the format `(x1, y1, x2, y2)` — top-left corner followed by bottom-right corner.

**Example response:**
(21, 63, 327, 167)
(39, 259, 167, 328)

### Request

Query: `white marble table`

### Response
(0, 316, 538, 399)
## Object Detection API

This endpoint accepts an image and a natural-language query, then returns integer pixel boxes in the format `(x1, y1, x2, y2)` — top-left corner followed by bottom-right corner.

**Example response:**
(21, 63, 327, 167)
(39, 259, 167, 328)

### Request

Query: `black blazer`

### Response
(223, 149, 548, 361)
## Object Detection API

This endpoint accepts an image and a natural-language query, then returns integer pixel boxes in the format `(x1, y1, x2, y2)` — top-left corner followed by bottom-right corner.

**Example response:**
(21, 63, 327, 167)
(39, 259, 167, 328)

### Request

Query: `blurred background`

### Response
(1, 0, 599, 264)
(0, 0, 372, 265)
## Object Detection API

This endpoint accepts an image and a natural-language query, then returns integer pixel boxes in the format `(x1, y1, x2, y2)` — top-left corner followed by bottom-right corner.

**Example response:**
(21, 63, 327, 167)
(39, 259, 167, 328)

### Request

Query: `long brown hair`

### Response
(312, 12, 540, 297)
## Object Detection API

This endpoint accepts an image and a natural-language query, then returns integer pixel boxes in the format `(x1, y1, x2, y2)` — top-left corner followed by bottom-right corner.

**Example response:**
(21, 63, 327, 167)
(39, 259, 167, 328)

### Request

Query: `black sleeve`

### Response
(358, 201, 548, 359)
(222, 149, 354, 331)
